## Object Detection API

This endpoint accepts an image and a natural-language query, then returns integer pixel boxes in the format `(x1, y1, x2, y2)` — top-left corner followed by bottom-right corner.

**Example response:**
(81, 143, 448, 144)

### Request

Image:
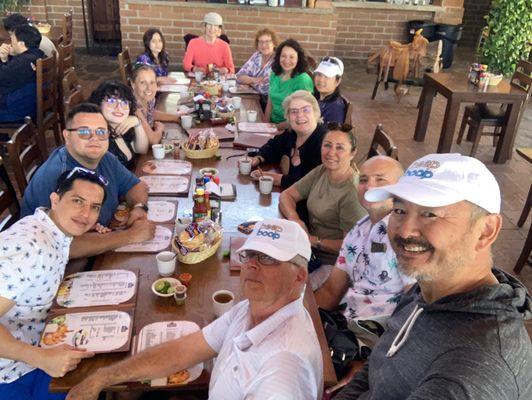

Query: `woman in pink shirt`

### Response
(182, 12, 235, 75)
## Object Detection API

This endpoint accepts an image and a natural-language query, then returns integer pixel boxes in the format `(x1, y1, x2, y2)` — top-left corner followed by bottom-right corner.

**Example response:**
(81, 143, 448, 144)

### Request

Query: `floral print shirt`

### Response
(136, 52, 168, 77)
(236, 51, 273, 95)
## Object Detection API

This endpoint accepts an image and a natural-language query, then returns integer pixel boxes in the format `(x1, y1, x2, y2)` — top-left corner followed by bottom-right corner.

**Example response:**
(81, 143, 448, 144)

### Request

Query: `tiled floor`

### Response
(74, 47, 532, 290)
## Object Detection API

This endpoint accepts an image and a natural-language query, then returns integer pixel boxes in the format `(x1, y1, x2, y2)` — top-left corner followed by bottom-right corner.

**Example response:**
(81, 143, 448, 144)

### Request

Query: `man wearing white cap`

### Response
(182, 12, 235, 75)
(313, 56, 347, 124)
(334, 153, 532, 399)
(66, 219, 323, 400)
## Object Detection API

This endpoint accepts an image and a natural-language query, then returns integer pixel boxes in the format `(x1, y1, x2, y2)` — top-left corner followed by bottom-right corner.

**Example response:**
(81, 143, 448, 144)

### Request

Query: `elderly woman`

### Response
(136, 28, 175, 85)
(265, 38, 314, 127)
(236, 28, 278, 106)
(314, 56, 348, 124)
(88, 80, 149, 169)
(248, 90, 327, 189)
(279, 123, 366, 266)
(183, 12, 235, 75)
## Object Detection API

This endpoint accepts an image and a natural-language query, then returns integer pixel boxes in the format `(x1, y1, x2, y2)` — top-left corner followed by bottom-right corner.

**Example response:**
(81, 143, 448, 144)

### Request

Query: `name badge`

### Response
(371, 242, 386, 253)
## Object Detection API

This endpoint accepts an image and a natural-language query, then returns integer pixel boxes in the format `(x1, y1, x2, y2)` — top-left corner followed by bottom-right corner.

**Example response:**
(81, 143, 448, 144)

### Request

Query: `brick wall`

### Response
(434, 0, 465, 25)
(461, 0, 491, 47)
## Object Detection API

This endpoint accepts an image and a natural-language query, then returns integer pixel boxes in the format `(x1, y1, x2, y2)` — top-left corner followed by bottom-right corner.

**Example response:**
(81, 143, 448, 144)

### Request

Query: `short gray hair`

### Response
(282, 90, 321, 121)
(289, 254, 308, 269)
(469, 202, 490, 225)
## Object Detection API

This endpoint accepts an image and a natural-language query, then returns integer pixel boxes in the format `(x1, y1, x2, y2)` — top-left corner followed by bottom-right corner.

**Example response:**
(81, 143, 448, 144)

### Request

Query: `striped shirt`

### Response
(203, 296, 323, 399)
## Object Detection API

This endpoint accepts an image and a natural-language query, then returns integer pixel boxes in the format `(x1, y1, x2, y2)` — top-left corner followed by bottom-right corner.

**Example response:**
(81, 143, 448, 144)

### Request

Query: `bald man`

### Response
(315, 156, 414, 325)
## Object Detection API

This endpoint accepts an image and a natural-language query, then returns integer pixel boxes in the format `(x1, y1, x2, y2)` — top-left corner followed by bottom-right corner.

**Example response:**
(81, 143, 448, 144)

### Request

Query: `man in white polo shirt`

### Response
(66, 218, 323, 400)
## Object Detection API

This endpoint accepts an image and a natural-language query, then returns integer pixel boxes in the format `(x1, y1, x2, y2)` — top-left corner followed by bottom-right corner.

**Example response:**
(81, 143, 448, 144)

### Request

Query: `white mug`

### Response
(247, 110, 257, 122)
(238, 158, 252, 175)
(222, 82, 230, 92)
(232, 96, 242, 109)
(156, 251, 176, 277)
(259, 176, 274, 194)
(152, 144, 165, 160)
(181, 115, 193, 130)
(194, 70, 204, 83)
(212, 290, 235, 317)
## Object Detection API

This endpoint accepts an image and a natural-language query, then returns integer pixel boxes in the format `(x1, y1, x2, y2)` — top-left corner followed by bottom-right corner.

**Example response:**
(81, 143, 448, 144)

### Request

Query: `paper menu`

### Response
(237, 122, 278, 134)
(158, 84, 189, 93)
(40, 310, 133, 353)
(56, 270, 137, 308)
(115, 225, 172, 253)
(133, 320, 203, 386)
(139, 175, 190, 196)
(141, 160, 192, 176)
(148, 200, 177, 222)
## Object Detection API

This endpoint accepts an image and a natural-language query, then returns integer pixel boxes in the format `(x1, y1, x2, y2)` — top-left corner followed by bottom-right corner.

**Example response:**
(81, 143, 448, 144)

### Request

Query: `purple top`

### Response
(136, 52, 168, 77)
(236, 51, 273, 95)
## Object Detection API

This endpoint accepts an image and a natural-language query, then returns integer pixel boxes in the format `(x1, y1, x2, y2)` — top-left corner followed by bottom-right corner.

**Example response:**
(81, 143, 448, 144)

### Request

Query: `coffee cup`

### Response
(232, 96, 242, 109)
(156, 251, 176, 276)
(194, 70, 204, 83)
(212, 289, 235, 317)
(181, 115, 193, 130)
(222, 82, 230, 92)
(152, 144, 165, 160)
(247, 110, 257, 122)
(259, 176, 274, 195)
(238, 158, 252, 175)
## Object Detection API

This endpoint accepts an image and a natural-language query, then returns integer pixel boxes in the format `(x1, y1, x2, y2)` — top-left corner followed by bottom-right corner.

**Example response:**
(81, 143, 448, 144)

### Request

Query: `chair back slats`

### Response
(6, 118, 44, 194)
(64, 86, 85, 117)
(58, 42, 76, 130)
(62, 68, 81, 96)
(0, 156, 20, 231)
(36, 53, 62, 151)
(344, 100, 353, 125)
(511, 61, 532, 97)
(368, 124, 399, 160)
(118, 48, 133, 84)
(62, 9, 73, 45)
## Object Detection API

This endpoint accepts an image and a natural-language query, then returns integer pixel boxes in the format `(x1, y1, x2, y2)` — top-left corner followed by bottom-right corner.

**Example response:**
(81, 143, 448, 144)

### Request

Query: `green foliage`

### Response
(0, 0, 30, 14)
(481, 0, 532, 76)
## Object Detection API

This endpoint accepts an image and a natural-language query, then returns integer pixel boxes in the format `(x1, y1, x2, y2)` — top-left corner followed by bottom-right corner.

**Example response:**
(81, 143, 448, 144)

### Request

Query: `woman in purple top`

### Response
(136, 28, 175, 85)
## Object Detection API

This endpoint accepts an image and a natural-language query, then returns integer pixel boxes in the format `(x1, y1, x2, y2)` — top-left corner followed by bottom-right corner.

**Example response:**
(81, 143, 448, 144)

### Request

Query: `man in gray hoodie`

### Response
(334, 153, 531, 399)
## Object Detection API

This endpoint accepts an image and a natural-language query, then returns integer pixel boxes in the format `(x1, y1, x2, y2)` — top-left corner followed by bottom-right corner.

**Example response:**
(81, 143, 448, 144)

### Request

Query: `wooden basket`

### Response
(182, 144, 219, 159)
(172, 236, 222, 264)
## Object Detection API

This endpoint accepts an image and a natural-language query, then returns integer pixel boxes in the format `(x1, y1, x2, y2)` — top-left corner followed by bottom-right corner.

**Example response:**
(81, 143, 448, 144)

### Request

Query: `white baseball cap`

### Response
(203, 12, 223, 27)
(365, 153, 501, 213)
(315, 57, 344, 78)
(236, 218, 311, 262)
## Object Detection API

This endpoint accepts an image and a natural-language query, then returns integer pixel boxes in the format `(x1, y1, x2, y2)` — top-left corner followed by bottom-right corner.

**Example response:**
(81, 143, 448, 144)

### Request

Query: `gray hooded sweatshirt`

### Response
(335, 269, 532, 399)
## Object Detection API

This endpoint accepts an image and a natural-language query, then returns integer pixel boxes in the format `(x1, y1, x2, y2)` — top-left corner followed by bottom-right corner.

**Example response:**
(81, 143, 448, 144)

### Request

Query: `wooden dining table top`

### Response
(50, 90, 337, 394)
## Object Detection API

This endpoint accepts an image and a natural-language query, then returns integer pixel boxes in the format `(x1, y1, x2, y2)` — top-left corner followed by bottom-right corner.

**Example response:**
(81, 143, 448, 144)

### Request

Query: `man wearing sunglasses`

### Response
(67, 219, 323, 400)
(0, 169, 107, 399)
(21, 103, 154, 258)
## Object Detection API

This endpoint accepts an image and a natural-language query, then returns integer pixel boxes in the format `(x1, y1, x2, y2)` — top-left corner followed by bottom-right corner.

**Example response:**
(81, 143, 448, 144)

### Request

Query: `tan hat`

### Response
(203, 12, 223, 27)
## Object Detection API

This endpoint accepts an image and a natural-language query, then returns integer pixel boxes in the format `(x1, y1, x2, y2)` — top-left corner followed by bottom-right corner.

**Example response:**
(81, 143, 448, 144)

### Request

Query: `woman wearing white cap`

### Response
(314, 56, 348, 124)
(182, 12, 235, 74)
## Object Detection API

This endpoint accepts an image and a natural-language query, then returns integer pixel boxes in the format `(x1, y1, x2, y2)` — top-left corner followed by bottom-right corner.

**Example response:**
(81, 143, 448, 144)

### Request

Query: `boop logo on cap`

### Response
(256, 224, 283, 240)
(405, 159, 441, 180)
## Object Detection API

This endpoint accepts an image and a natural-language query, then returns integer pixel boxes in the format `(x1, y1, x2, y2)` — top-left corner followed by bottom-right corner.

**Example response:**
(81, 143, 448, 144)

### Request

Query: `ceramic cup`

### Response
(156, 251, 176, 276)
(181, 115, 193, 130)
(152, 144, 165, 160)
(247, 110, 257, 122)
(259, 176, 274, 195)
(212, 289, 235, 317)
(222, 82, 230, 92)
(232, 96, 242, 109)
(194, 70, 204, 83)
(238, 158, 252, 175)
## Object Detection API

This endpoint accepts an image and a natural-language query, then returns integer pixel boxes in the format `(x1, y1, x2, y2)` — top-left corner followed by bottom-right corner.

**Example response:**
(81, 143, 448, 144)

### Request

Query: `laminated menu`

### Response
(158, 84, 189, 92)
(40, 309, 133, 353)
(54, 270, 137, 309)
(115, 225, 172, 253)
(148, 200, 177, 223)
(141, 159, 192, 176)
(140, 175, 190, 196)
(132, 320, 204, 386)
(237, 122, 278, 134)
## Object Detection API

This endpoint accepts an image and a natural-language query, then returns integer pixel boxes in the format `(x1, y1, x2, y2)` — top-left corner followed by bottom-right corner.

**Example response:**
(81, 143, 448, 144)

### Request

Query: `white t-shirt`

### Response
(202, 297, 323, 399)
(39, 36, 57, 58)
(0, 208, 71, 383)
(336, 214, 416, 320)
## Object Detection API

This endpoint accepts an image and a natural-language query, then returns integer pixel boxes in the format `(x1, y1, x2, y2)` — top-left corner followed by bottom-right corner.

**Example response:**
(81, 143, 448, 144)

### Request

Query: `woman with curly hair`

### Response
(265, 38, 314, 127)
(89, 80, 149, 169)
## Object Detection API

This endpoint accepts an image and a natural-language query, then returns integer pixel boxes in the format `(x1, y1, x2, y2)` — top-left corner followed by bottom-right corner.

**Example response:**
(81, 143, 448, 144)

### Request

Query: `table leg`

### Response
(437, 98, 461, 153)
(493, 101, 522, 164)
(414, 85, 436, 142)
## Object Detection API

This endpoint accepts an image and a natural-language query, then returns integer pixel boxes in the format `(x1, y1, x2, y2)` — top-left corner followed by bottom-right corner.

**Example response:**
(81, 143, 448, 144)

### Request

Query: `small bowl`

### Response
(151, 277, 181, 298)
(199, 167, 219, 177)
(164, 144, 175, 154)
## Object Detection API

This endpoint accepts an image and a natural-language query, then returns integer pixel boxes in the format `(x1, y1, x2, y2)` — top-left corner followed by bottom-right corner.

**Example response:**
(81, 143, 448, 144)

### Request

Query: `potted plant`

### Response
(481, 0, 532, 76)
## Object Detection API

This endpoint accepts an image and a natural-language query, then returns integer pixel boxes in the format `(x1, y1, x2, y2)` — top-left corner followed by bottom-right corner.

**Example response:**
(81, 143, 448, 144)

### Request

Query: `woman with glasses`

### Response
(236, 28, 278, 110)
(279, 123, 366, 267)
(265, 39, 314, 127)
(136, 28, 175, 85)
(313, 57, 348, 124)
(183, 12, 235, 75)
(89, 80, 149, 169)
(246, 90, 326, 189)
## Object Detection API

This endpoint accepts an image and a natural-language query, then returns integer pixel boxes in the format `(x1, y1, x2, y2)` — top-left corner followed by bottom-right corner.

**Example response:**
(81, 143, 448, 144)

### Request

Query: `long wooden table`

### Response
(414, 72, 527, 164)
(50, 91, 337, 395)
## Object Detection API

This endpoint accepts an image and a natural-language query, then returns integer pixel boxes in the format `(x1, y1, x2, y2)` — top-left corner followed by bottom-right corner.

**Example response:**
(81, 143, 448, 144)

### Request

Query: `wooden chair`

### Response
(457, 60, 532, 157)
(0, 155, 20, 231)
(63, 85, 85, 117)
(62, 68, 81, 97)
(367, 124, 399, 160)
(117, 47, 133, 85)
(36, 53, 62, 155)
(62, 9, 73, 45)
(514, 222, 532, 274)
(57, 41, 76, 130)
(5, 117, 45, 194)
(343, 99, 353, 125)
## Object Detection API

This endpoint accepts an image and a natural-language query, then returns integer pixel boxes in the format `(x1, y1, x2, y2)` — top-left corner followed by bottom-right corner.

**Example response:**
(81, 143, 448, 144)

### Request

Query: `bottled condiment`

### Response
(193, 188, 208, 222)
(204, 191, 212, 220)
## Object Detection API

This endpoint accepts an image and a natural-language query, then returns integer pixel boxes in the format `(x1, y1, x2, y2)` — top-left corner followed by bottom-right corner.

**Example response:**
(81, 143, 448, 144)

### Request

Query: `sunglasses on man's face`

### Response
(65, 127, 110, 141)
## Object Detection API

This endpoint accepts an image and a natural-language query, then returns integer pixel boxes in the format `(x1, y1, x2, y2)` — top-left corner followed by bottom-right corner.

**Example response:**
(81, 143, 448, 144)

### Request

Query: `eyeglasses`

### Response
(65, 167, 109, 186)
(288, 105, 312, 116)
(238, 250, 280, 266)
(258, 39, 273, 45)
(66, 127, 110, 141)
(327, 122, 353, 133)
(104, 97, 130, 109)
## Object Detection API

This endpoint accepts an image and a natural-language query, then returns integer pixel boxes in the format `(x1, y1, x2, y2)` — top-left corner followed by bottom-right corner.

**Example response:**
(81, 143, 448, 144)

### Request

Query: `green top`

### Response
(268, 72, 314, 124)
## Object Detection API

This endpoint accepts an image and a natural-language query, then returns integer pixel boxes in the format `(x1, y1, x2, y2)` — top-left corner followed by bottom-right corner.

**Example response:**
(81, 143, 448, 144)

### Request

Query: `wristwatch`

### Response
(133, 202, 149, 212)
(315, 236, 322, 250)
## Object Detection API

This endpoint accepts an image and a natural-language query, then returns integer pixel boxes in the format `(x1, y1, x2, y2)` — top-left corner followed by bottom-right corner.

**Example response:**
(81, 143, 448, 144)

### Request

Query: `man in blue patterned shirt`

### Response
(0, 168, 106, 399)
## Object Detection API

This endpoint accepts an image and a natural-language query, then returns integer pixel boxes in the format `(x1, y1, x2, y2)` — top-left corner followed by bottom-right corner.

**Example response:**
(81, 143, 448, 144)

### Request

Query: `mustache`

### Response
(393, 236, 434, 250)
